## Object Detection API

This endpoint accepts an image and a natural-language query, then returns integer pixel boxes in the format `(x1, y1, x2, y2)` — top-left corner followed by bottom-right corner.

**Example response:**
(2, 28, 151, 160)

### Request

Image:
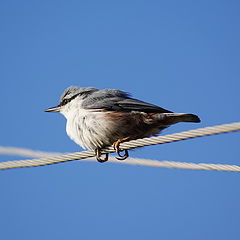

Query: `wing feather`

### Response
(82, 89, 172, 113)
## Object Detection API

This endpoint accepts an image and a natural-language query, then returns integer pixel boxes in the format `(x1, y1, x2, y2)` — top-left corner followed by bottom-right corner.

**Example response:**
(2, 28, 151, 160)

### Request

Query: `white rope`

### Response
(0, 122, 239, 171)
(0, 147, 60, 158)
(1, 150, 240, 171)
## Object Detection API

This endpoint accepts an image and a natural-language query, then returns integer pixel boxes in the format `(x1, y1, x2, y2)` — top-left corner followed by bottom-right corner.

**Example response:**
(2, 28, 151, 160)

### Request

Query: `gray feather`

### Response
(82, 89, 172, 113)
(60, 86, 97, 103)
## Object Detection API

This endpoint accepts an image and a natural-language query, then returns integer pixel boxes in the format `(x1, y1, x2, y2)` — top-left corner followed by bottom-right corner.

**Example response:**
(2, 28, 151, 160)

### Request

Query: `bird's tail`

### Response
(161, 113, 201, 124)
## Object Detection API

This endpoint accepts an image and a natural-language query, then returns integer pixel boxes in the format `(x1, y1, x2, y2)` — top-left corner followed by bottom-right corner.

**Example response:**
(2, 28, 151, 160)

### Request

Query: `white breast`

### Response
(60, 98, 113, 149)
(66, 109, 107, 149)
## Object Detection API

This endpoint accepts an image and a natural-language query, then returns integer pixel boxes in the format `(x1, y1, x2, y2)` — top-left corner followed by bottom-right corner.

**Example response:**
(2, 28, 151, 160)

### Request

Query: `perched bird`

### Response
(45, 86, 200, 162)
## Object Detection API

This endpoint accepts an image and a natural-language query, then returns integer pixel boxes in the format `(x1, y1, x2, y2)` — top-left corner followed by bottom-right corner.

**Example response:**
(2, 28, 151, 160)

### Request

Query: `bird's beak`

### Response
(45, 105, 61, 112)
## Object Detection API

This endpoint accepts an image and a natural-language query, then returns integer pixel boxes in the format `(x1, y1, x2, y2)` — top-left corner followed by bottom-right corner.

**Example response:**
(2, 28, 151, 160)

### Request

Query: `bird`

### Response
(45, 86, 200, 162)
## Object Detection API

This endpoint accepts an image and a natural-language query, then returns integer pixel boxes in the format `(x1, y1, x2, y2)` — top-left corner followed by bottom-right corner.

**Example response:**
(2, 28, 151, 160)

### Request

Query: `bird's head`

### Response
(45, 86, 97, 116)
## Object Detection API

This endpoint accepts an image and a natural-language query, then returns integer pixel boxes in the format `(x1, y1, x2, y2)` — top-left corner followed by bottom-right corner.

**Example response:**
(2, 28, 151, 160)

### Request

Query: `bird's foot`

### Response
(113, 137, 130, 160)
(95, 148, 109, 163)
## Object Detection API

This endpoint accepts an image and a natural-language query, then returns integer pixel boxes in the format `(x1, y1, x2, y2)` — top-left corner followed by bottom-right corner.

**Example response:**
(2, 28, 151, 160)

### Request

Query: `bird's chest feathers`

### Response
(65, 109, 107, 149)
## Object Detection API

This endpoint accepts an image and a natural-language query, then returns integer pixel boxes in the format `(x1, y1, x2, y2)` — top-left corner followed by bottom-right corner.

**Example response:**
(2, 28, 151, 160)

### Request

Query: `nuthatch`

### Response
(45, 86, 200, 162)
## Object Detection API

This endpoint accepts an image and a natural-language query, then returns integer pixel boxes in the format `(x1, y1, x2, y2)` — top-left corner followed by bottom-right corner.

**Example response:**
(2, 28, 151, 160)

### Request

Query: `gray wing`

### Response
(82, 89, 172, 113)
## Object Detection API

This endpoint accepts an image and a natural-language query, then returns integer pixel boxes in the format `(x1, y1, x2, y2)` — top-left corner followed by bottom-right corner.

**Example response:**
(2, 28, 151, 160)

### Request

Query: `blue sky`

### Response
(1, 1, 239, 239)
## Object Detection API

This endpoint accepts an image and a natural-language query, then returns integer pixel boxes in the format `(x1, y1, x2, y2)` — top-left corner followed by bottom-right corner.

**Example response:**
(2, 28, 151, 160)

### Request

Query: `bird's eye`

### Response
(61, 99, 69, 105)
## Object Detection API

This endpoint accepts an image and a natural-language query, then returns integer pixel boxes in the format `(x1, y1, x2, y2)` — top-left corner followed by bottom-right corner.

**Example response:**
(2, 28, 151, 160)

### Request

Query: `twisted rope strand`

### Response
(0, 122, 239, 171)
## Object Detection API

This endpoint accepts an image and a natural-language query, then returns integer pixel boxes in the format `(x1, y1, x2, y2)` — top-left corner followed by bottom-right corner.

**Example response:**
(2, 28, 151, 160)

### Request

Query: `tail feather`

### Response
(163, 113, 201, 124)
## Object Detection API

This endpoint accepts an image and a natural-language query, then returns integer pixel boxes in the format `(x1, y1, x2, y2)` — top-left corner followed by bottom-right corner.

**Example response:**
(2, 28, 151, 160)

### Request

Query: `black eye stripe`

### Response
(61, 93, 80, 106)
(60, 90, 96, 106)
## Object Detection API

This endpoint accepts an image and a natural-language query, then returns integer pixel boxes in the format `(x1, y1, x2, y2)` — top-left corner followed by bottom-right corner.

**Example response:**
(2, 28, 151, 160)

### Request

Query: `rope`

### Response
(0, 149, 240, 171)
(0, 147, 60, 158)
(0, 122, 239, 171)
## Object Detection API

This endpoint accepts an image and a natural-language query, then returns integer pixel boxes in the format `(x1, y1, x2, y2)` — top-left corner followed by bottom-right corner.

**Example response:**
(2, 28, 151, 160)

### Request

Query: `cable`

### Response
(0, 122, 239, 171)
(1, 151, 240, 171)
(0, 147, 60, 158)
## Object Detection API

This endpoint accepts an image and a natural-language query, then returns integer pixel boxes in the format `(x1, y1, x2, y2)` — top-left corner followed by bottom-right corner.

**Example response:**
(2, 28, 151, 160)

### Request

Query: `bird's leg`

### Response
(95, 148, 109, 163)
(113, 137, 130, 160)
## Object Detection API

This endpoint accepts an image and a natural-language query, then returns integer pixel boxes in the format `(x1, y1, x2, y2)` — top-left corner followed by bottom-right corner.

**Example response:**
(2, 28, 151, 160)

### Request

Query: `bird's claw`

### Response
(115, 149, 129, 160)
(95, 148, 109, 163)
(95, 137, 130, 163)
(113, 138, 130, 160)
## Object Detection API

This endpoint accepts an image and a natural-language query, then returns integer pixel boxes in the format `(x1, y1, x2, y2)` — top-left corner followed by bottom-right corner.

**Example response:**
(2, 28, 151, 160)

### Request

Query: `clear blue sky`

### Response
(1, 1, 239, 239)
